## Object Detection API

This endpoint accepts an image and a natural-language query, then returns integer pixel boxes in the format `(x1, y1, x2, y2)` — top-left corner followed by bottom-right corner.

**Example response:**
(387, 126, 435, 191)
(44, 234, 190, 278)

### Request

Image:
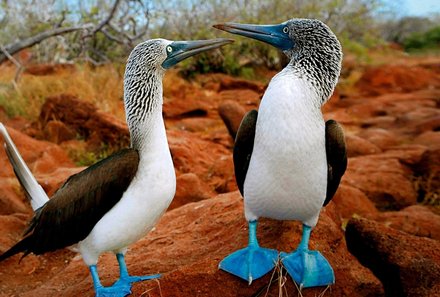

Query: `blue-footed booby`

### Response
(214, 19, 346, 288)
(0, 37, 232, 297)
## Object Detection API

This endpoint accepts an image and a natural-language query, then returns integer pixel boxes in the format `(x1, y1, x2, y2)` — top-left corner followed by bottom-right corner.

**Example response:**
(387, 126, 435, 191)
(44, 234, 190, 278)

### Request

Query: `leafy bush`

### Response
(403, 26, 440, 52)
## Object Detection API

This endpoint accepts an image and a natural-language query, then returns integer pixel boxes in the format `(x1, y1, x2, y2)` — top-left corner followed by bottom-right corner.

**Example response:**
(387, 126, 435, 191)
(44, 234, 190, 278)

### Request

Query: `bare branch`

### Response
(0, 44, 24, 84)
(108, 22, 135, 43)
(92, 0, 122, 34)
(101, 28, 125, 44)
(0, 25, 91, 64)
(0, 44, 21, 68)
(54, 10, 67, 28)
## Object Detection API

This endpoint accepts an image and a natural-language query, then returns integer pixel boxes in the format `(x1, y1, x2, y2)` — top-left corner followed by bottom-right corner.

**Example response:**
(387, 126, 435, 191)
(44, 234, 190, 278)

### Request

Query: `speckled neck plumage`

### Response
(123, 41, 166, 150)
(285, 19, 342, 104)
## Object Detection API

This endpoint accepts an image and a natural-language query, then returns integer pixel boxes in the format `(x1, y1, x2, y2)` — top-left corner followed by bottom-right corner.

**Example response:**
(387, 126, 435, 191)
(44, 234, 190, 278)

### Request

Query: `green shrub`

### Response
(403, 26, 440, 52)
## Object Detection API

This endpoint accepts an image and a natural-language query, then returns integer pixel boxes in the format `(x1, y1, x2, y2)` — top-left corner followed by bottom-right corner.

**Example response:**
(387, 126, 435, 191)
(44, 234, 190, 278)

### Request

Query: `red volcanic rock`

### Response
(414, 131, 440, 149)
(219, 89, 261, 110)
(343, 154, 417, 210)
(355, 65, 440, 96)
(323, 107, 359, 127)
(218, 100, 246, 139)
(163, 95, 209, 118)
(38, 94, 130, 150)
(0, 126, 72, 178)
(0, 179, 30, 215)
(42, 120, 76, 144)
(356, 128, 400, 149)
(345, 134, 382, 157)
(169, 173, 214, 210)
(375, 205, 440, 240)
(330, 184, 378, 219)
(0, 125, 79, 214)
(0, 213, 28, 250)
(381, 144, 427, 166)
(412, 115, 440, 134)
(360, 115, 396, 129)
(198, 73, 265, 93)
(31, 146, 76, 175)
(24, 64, 76, 76)
(173, 117, 219, 133)
(36, 167, 85, 197)
(396, 107, 440, 134)
(218, 76, 265, 92)
(346, 217, 440, 297)
(345, 99, 389, 119)
(413, 147, 440, 204)
(3, 192, 383, 297)
(167, 129, 236, 196)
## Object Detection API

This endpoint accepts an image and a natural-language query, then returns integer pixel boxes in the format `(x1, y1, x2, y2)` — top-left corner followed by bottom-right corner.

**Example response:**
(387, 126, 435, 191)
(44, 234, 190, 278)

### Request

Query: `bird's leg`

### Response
(219, 220, 278, 284)
(88, 255, 160, 297)
(248, 219, 259, 247)
(113, 253, 161, 285)
(116, 253, 130, 279)
(297, 224, 311, 251)
(281, 224, 334, 289)
(90, 265, 103, 291)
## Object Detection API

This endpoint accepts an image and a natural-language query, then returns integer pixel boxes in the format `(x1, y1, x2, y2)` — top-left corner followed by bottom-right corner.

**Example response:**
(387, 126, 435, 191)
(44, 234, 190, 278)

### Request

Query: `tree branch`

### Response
(101, 28, 125, 44)
(92, 0, 122, 34)
(0, 25, 91, 64)
(0, 44, 24, 84)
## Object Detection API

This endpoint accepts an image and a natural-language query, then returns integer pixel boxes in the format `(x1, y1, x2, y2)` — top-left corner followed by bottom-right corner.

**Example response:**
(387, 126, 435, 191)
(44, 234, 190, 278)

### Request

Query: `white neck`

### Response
(130, 109, 168, 155)
(266, 67, 323, 111)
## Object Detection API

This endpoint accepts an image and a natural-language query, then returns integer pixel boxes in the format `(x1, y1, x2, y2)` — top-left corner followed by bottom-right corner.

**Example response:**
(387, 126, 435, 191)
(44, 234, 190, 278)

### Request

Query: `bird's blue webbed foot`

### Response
(219, 220, 278, 284)
(280, 225, 334, 289)
(94, 283, 132, 297)
(90, 254, 161, 297)
(113, 273, 161, 286)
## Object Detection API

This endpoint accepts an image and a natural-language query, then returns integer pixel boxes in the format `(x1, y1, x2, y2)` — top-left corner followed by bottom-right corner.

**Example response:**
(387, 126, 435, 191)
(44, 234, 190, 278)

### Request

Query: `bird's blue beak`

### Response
(162, 38, 233, 69)
(213, 23, 294, 51)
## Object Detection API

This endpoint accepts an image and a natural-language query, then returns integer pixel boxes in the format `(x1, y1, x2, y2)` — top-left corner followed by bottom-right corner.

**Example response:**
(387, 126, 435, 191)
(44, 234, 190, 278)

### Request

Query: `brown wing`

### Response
(0, 148, 139, 260)
(233, 110, 258, 196)
(324, 120, 347, 206)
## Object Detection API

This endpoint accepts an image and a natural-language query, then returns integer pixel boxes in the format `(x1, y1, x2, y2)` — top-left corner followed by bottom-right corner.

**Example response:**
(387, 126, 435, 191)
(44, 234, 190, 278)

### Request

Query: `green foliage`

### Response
(340, 37, 371, 63)
(0, 83, 33, 118)
(68, 142, 114, 167)
(403, 26, 440, 52)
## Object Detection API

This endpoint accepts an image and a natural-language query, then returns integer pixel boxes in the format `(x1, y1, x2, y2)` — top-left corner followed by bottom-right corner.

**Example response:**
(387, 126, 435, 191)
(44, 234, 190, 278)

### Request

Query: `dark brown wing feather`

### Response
(233, 110, 258, 196)
(0, 148, 139, 260)
(324, 120, 347, 206)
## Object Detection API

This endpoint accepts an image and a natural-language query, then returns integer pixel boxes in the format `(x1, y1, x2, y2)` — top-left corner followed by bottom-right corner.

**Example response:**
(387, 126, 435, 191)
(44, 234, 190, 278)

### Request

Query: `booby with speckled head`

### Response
(214, 19, 347, 288)
(0, 37, 232, 297)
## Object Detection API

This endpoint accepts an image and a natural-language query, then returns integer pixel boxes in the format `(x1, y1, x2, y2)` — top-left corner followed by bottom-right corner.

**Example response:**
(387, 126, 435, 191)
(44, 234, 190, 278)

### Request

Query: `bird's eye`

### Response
(166, 46, 173, 53)
(283, 27, 289, 34)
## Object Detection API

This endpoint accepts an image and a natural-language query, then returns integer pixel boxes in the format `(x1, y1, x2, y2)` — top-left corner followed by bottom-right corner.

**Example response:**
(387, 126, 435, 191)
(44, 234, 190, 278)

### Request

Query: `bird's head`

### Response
(124, 38, 232, 147)
(126, 38, 233, 76)
(214, 19, 342, 103)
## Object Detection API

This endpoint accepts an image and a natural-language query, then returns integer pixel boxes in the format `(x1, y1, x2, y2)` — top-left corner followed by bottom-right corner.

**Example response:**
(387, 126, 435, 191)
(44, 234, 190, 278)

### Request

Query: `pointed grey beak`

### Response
(214, 23, 294, 51)
(162, 38, 234, 69)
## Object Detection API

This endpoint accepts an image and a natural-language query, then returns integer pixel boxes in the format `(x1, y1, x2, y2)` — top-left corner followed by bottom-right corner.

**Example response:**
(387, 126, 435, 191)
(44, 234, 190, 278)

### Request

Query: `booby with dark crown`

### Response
(0, 37, 232, 297)
(214, 19, 346, 288)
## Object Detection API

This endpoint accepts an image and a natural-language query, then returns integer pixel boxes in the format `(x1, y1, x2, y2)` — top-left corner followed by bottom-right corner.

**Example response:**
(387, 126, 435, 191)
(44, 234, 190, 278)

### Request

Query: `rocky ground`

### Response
(0, 54, 439, 297)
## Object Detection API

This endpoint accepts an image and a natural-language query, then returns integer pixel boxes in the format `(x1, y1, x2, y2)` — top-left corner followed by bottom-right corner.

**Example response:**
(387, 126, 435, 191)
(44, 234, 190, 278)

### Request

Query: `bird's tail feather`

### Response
(0, 237, 31, 262)
(0, 123, 49, 210)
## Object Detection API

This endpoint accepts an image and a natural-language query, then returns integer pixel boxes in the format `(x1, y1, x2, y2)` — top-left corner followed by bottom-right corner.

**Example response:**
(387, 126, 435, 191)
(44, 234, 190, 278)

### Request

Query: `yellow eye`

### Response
(283, 27, 289, 34)
(166, 46, 173, 53)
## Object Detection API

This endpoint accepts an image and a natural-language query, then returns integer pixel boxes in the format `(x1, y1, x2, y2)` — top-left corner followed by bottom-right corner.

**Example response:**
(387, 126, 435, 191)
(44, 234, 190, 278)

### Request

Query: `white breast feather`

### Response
(243, 70, 327, 227)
